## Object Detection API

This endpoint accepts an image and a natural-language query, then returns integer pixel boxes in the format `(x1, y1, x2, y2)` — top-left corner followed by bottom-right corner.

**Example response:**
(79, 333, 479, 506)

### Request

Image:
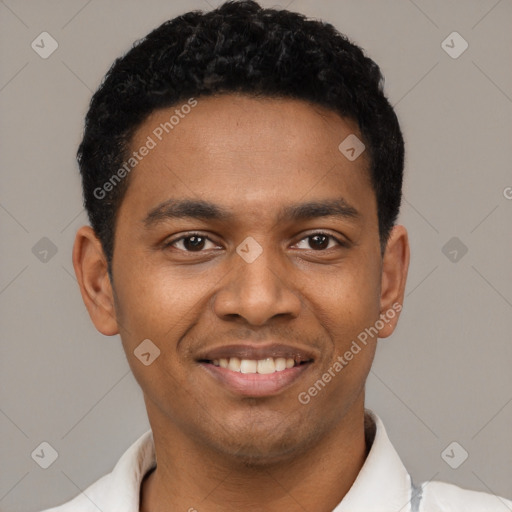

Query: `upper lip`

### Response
(196, 343, 316, 364)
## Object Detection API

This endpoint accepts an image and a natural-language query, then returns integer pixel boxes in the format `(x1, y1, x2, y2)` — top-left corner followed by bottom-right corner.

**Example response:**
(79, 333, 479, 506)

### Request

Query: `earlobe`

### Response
(72, 226, 119, 336)
(378, 225, 410, 339)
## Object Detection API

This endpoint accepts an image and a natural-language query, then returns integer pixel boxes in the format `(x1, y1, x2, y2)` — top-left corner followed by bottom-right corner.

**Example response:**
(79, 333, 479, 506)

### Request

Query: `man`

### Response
(42, 1, 511, 511)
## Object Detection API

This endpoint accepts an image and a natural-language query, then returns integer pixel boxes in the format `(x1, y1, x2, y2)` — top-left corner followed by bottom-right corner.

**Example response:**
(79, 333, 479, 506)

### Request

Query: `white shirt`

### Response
(41, 411, 512, 512)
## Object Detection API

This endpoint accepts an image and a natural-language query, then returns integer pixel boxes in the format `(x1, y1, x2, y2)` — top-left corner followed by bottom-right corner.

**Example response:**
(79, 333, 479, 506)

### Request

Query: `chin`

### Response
(204, 419, 320, 467)
(220, 440, 304, 468)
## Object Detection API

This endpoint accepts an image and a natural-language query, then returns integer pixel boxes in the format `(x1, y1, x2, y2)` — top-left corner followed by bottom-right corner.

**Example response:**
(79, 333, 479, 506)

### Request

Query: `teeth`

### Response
(257, 358, 275, 374)
(211, 356, 301, 374)
(227, 357, 241, 372)
(240, 359, 258, 373)
(275, 358, 286, 371)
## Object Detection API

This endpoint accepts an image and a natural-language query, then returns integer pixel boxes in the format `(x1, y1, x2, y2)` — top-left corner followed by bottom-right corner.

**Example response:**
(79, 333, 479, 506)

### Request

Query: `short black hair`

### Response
(78, 0, 404, 269)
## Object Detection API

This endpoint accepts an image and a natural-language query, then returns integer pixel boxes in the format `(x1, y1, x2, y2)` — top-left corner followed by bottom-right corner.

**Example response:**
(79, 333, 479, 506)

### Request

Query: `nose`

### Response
(212, 242, 302, 326)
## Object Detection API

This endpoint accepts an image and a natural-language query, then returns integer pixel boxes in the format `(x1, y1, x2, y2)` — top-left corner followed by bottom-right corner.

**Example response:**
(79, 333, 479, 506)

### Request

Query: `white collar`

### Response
(333, 410, 413, 511)
(89, 409, 413, 511)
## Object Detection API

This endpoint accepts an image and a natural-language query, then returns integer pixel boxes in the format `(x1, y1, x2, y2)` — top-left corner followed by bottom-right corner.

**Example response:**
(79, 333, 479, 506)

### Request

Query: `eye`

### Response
(166, 233, 220, 252)
(294, 232, 344, 251)
(164, 231, 346, 253)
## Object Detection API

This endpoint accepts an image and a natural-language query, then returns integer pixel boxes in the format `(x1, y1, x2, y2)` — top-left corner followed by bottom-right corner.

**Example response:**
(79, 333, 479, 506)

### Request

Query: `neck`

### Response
(140, 399, 370, 512)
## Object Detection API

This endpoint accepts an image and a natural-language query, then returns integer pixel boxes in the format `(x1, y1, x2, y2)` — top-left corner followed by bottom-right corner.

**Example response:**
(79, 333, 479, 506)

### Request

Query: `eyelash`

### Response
(164, 231, 347, 252)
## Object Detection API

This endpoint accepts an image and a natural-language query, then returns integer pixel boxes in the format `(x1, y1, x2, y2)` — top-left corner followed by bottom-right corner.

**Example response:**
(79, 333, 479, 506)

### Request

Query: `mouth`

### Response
(200, 356, 310, 374)
(196, 344, 315, 397)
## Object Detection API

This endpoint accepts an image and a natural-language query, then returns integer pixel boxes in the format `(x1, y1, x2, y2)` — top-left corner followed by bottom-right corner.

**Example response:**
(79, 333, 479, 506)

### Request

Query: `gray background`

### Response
(1, 0, 511, 510)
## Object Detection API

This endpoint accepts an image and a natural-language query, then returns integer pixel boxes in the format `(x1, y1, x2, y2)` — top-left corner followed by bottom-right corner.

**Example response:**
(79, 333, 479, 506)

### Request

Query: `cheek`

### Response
(310, 257, 381, 329)
(305, 271, 380, 411)
(112, 258, 200, 343)
(111, 265, 204, 410)
(112, 252, 231, 361)
(300, 257, 382, 388)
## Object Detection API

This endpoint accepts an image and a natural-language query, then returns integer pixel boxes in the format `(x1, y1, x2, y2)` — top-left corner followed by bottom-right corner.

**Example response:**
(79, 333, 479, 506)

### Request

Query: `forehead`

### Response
(120, 94, 374, 223)
(132, 94, 366, 164)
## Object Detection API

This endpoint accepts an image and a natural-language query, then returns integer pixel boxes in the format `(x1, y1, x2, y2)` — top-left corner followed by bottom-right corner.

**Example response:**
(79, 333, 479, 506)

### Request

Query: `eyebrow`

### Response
(143, 198, 359, 227)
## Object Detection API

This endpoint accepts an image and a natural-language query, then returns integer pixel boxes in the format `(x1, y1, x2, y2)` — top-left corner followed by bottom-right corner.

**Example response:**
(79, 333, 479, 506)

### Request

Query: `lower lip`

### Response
(199, 362, 312, 397)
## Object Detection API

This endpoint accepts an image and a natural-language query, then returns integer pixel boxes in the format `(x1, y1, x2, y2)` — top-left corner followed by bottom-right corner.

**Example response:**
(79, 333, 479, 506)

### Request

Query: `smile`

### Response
(197, 345, 315, 397)
(210, 356, 304, 374)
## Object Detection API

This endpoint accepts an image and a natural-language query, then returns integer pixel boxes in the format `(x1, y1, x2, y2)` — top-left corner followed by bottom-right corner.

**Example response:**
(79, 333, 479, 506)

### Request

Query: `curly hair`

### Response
(78, 0, 404, 267)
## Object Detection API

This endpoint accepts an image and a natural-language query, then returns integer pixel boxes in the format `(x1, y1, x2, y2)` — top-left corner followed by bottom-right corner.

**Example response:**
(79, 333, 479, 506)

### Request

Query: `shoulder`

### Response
(38, 473, 112, 512)
(420, 480, 512, 512)
(38, 429, 154, 511)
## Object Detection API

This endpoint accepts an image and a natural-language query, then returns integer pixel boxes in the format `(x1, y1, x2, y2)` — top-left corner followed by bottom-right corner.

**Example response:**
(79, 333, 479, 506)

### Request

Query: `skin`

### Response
(73, 94, 409, 512)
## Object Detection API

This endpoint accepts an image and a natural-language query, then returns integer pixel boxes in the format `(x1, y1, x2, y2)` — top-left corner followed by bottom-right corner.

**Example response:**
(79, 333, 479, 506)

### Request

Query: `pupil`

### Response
(185, 236, 205, 251)
(310, 235, 328, 250)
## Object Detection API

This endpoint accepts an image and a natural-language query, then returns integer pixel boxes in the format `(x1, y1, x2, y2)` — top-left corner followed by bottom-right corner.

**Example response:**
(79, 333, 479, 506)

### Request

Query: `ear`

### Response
(377, 225, 410, 338)
(72, 226, 119, 336)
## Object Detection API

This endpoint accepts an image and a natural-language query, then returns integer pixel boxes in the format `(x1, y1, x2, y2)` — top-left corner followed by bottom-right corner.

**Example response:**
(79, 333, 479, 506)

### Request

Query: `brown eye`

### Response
(166, 233, 219, 252)
(182, 235, 206, 251)
(308, 234, 330, 250)
(294, 232, 342, 251)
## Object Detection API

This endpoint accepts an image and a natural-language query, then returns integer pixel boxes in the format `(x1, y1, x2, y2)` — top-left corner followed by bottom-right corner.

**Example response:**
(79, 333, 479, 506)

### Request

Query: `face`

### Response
(75, 94, 408, 464)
